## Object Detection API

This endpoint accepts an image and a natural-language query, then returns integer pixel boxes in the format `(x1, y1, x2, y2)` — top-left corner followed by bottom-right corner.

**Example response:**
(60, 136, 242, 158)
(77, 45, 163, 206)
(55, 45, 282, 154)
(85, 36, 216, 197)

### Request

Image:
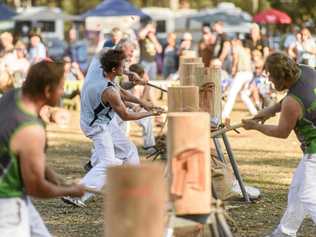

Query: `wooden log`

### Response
(180, 62, 204, 86)
(105, 164, 166, 237)
(167, 112, 211, 215)
(181, 50, 196, 58)
(180, 57, 202, 65)
(207, 66, 222, 126)
(168, 86, 199, 112)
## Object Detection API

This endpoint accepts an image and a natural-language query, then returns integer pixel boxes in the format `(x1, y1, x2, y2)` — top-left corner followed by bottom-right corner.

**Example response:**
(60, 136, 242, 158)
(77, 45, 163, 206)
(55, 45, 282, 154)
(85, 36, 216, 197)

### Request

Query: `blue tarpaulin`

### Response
(82, 0, 148, 18)
(0, 4, 16, 21)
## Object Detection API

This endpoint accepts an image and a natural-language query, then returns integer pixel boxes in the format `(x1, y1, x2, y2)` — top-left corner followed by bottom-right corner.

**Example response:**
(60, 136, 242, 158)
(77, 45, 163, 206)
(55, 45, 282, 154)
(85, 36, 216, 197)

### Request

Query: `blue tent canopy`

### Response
(82, 0, 148, 18)
(0, 4, 16, 21)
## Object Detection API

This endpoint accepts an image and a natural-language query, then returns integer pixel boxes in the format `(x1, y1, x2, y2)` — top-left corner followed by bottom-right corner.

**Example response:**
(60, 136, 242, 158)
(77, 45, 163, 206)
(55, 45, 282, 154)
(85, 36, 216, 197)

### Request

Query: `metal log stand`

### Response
(206, 66, 251, 203)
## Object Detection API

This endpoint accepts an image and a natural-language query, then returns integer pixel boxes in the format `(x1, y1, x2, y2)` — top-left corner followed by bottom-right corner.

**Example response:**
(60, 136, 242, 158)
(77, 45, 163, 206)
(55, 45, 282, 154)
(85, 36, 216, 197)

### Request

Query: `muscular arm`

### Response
(102, 87, 153, 121)
(119, 87, 153, 110)
(252, 100, 282, 121)
(244, 96, 301, 138)
(12, 125, 84, 198)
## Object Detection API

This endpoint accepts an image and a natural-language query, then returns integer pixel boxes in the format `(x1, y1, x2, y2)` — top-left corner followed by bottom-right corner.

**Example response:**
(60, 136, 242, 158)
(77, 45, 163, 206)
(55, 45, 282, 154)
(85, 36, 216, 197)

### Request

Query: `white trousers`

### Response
(277, 154, 316, 236)
(115, 114, 155, 148)
(0, 197, 50, 237)
(222, 71, 257, 119)
(80, 119, 139, 202)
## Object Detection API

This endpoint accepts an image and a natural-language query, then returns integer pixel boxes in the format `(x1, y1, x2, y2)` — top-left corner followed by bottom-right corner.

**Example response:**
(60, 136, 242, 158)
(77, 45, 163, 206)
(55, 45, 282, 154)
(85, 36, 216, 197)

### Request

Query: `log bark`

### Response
(167, 112, 211, 215)
(168, 86, 199, 112)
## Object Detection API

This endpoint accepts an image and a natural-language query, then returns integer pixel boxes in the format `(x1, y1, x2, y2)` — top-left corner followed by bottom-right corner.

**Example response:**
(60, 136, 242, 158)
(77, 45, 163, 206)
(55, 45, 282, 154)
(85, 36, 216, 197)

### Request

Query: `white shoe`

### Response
(265, 228, 296, 237)
(61, 196, 86, 208)
(231, 180, 261, 200)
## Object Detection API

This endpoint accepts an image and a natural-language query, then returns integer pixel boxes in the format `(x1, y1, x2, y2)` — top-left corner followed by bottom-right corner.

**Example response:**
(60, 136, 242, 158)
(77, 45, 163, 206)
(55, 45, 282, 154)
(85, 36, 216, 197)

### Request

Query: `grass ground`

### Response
(34, 103, 316, 237)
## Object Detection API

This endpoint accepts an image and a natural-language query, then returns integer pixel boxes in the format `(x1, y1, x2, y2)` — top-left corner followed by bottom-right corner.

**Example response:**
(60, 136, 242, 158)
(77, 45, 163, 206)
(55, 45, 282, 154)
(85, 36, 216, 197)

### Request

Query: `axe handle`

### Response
(211, 123, 243, 138)
(146, 82, 168, 93)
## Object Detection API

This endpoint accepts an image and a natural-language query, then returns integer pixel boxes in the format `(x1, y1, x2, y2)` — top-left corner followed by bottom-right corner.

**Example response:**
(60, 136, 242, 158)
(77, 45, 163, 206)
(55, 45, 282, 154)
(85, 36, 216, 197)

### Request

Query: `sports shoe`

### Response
(144, 146, 158, 155)
(264, 228, 296, 237)
(231, 180, 261, 200)
(61, 196, 86, 208)
(83, 161, 93, 173)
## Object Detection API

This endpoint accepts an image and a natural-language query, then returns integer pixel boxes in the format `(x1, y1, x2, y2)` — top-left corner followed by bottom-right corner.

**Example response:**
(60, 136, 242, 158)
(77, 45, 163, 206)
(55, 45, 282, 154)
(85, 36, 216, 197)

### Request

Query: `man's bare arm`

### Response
(102, 88, 156, 121)
(119, 87, 154, 111)
(12, 125, 85, 198)
(243, 96, 301, 138)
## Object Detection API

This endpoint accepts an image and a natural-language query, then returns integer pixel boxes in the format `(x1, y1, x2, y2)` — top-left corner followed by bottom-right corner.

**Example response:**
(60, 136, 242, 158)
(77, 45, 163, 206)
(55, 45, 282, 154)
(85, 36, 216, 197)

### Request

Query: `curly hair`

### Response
(264, 52, 300, 84)
(100, 49, 126, 73)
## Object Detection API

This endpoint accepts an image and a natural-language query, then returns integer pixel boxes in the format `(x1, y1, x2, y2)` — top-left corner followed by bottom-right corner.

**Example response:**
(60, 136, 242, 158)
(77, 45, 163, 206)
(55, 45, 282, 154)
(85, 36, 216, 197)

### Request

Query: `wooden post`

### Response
(180, 62, 204, 86)
(168, 86, 199, 112)
(167, 112, 211, 215)
(207, 66, 222, 126)
(104, 164, 166, 237)
(181, 50, 196, 58)
(180, 57, 203, 65)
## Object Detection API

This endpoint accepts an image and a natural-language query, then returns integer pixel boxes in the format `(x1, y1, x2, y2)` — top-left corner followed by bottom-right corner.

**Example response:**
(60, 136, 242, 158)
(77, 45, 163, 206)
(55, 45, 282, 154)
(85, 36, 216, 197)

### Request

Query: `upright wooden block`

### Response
(105, 164, 166, 237)
(207, 66, 222, 125)
(167, 112, 211, 215)
(168, 86, 199, 112)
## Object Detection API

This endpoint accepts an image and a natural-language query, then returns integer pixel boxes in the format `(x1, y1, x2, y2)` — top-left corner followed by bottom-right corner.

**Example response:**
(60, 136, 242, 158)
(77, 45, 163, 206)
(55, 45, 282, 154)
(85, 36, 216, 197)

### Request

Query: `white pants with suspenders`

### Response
(80, 117, 139, 202)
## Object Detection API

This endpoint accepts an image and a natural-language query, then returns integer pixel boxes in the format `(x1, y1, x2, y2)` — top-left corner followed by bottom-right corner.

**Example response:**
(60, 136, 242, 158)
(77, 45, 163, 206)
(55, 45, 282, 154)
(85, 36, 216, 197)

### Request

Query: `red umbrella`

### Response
(253, 8, 292, 24)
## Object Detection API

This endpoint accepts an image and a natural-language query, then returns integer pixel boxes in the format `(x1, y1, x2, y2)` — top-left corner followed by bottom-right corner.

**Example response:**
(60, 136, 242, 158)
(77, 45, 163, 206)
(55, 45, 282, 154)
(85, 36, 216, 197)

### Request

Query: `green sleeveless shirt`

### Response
(0, 89, 42, 197)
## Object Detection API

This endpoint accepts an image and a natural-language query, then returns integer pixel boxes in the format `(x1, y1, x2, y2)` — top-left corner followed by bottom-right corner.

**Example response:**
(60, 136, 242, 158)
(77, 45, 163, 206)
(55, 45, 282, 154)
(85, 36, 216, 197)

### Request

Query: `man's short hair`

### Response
(129, 63, 145, 77)
(264, 52, 300, 85)
(100, 49, 126, 73)
(22, 60, 65, 98)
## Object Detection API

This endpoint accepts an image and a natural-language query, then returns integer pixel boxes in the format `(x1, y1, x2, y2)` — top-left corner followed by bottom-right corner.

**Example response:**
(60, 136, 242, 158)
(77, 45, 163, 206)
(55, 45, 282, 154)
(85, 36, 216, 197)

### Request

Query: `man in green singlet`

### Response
(243, 52, 316, 237)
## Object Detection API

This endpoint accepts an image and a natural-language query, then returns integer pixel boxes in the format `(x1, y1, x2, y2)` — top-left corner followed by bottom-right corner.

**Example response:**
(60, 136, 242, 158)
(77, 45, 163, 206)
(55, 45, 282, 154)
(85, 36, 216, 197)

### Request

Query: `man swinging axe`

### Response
(242, 52, 316, 237)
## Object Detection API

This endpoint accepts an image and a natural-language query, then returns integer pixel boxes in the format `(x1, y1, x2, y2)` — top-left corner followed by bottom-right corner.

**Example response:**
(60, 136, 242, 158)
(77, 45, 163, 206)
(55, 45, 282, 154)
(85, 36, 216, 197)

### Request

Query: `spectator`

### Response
(0, 32, 14, 57)
(178, 32, 193, 57)
(244, 23, 269, 59)
(211, 21, 230, 63)
(300, 28, 316, 68)
(222, 38, 257, 124)
(63, 56, 84, 100)
(103, 27, 123, 48)
(284, 25, 298, 51)
(28, 33, 46, 64)
(162, 32, 178, 79)
(65, 28, 88, 73)
(138, 22, 162, 81)
(11, 41, 30, 88)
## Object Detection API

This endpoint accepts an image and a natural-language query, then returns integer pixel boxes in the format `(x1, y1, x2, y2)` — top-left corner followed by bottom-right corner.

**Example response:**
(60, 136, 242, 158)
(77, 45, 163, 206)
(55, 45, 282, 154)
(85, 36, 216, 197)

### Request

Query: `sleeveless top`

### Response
(0, 89, 42, 197)
(80, 55, 116, 128)
(288, 64, 316, 153)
